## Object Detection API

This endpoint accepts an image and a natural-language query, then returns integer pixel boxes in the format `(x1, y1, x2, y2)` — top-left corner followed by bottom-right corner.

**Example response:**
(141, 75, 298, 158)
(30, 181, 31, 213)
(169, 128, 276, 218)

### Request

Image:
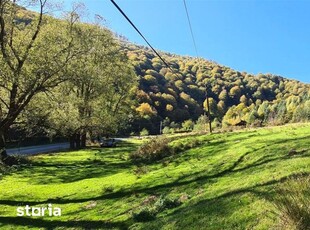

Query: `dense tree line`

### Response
(123, 43, 310, 134)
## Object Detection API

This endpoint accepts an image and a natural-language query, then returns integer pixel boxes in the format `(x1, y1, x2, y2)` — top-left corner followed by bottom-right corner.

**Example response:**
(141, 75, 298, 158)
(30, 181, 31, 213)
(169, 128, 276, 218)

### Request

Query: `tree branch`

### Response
(20, 0, 46, 67)
(0, 1, 15, 71)
(0, 97, 9, 110)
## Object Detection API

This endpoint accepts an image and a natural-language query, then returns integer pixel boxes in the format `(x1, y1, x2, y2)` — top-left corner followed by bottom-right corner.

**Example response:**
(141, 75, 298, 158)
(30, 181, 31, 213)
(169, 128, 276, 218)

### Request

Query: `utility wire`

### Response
(110, 0, 184, 134)
(110, 0, 175, 73)
(183, 0, 199, 57)
(183, 0, 212, 133)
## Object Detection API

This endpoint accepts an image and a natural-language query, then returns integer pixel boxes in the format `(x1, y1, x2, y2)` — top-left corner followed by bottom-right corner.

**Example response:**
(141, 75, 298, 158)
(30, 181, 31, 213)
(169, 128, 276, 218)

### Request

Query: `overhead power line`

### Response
(110, 0, 175, 73)
(183, 0, 212, 133)
(183, 0, 199, 57)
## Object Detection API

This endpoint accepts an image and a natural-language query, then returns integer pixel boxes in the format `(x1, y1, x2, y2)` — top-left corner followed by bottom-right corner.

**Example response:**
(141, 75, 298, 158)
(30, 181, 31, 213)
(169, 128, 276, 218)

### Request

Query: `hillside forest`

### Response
(123, 42, 310, 135)
(0, 1, 309, 161)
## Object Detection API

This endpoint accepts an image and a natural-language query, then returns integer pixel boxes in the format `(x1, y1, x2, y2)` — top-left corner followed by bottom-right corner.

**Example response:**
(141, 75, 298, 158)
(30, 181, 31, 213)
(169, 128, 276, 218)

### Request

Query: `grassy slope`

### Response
(0, 123, 309, 229)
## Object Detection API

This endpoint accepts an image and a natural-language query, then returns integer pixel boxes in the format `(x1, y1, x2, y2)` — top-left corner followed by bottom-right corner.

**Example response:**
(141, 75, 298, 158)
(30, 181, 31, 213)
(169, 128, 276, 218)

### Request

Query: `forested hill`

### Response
(2, 1, 308, 141)
(120, 41, 310, 134)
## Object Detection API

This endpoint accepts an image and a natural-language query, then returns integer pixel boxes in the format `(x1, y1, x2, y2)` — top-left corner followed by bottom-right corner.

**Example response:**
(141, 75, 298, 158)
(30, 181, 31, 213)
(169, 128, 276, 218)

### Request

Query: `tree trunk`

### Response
(69, 135, 75, 149)
(81, 132, 86, 148)
(75, 133, 81, 149)
(0, 129, 8, 163)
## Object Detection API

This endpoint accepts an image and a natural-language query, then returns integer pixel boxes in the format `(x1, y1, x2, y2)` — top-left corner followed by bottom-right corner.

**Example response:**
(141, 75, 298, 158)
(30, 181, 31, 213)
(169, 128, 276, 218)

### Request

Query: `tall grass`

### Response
(274, 176, 310, 230)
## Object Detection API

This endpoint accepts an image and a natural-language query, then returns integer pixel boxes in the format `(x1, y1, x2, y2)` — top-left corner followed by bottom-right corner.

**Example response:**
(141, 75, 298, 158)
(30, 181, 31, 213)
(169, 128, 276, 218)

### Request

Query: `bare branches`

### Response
(8, 0, 16, 47)
(0, 0, 15, 71)
(20, 0, 46, 67)
(0, 97, 9, 110)
(0, 0, 78, 133)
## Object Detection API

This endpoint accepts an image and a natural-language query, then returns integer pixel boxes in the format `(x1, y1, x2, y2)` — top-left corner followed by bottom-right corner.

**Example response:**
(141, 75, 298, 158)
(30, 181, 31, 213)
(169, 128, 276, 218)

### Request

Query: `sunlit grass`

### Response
(0, 123, 309, 229)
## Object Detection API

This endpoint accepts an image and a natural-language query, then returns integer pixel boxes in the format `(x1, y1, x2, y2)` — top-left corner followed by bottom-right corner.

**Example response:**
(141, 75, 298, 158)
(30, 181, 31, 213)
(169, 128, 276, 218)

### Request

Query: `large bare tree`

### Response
(0, 0, 78, 163)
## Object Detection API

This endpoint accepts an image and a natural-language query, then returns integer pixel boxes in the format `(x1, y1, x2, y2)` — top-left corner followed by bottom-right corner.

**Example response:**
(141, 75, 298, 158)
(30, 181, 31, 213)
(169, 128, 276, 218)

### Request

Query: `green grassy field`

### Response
(0, 123, 309, 229)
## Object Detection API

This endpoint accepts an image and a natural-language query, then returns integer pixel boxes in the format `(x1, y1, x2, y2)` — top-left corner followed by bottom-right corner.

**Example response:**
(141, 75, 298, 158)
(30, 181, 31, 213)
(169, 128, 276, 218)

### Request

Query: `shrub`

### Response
(170, 137, 203, 153)
(133, 165, 149, 177)
(1, 155, 31, 175)
(140, 128, 149, 136)
(273, 176, 310, 230)
(132, 206, 157, 222)
(1, 154, 30, 166)
(102, 186, 115, 194)
(130, 136, 204, 163)
(211, 118, 222, 129)
(182, 119, 194, 131)
(159, 196, 181, 209)
(132, 195, 181, 222)
(129, 137, 172, 163)
(162, 126, 173, 134)
(193, 115, 208, 132)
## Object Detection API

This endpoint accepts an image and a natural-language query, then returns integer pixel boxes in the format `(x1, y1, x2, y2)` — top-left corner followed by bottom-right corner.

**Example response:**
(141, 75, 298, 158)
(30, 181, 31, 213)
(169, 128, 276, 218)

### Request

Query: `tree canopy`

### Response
(122, 42, 310, 134)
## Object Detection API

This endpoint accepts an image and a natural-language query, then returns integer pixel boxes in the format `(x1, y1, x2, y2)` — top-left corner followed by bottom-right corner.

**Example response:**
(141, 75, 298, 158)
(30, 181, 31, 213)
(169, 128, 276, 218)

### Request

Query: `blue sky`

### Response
(57, 0, 309, 83)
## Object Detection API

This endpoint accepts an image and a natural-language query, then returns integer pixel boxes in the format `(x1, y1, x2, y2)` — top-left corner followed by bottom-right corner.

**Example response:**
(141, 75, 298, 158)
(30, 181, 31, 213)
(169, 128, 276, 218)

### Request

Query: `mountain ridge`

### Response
(118, 37, 307, 84)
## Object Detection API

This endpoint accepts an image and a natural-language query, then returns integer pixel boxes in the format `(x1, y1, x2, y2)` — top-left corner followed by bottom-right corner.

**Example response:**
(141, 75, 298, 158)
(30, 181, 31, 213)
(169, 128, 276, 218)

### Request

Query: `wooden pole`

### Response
(205, 84, 212, 134)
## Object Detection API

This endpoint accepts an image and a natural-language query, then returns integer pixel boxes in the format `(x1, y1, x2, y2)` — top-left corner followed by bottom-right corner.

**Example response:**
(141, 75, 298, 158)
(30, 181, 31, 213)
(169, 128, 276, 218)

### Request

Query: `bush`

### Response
(162, 126, 173, 134)
(159, 196, 181, 209)
(293, 101, 310, 122)
(170, 137, 203, 153)
(273, 176, 310, 230)
(211, 118, 222, 129)
(130, 136, 204, 163)
(133, 165, 149, 177)
(102, 186, 115, 193)
(129, 137, 172, 163)
(132, 195, 181, 222)
(1, 154, 30, 166)
(193, 115, 208, 132)
(182, 119, 194, 131)
(132, 206, 157, 222)
(1, 155, 31, 176)
(140, 128, 149, 136)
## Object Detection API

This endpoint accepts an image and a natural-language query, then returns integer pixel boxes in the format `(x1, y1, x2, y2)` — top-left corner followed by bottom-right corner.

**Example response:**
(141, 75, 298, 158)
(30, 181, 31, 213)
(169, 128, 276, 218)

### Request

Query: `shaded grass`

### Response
(0, 123, 309, 229)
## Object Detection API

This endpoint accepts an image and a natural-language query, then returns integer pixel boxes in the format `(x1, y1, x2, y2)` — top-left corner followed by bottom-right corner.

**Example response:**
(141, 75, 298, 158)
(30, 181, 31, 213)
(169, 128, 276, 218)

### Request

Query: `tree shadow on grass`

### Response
(23, 160, 133, 184)
(1, 131, 309, 230)
(0, 216, 129, 230)
(230, 135, 310, 172)
(6, 142, 138, 185)
(172, 144, 266, 185)
(1, 133, 309, 207)
(170, 139, 230, 167)
(2, 151, 309, 208)
(156, 172, 310, 229)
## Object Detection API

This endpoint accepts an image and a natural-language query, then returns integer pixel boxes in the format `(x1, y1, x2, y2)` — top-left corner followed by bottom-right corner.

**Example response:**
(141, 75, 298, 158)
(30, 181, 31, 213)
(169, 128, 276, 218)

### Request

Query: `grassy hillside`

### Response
(0, 123, 309, 229)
